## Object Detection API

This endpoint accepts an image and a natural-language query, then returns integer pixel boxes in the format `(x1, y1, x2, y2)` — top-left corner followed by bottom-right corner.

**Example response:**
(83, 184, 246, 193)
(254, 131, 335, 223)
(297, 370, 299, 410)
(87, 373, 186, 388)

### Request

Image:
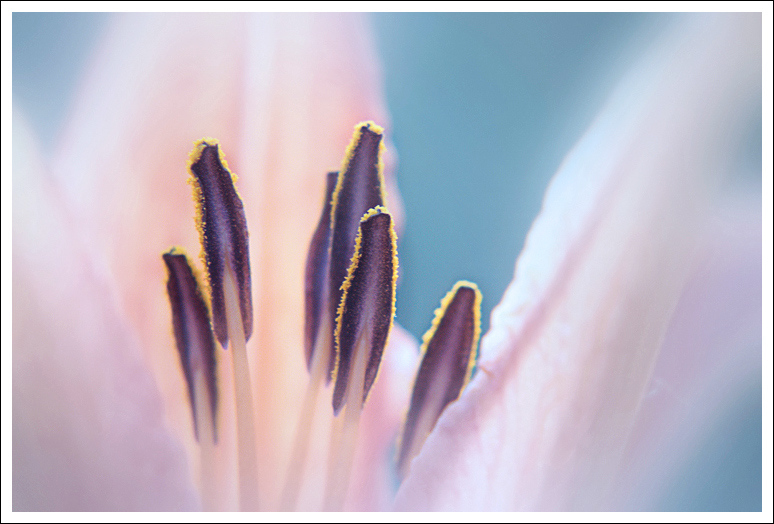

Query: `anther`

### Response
(325, 121, 387, 380)
(188, 138, 258, 511)
(396, 281, 482, 479)
(163, 248, 220, 510)
(163, 248, 218, 443)
(332, 206, 398, 414)
(324, 206, 398, 511)
(188, 138, 252, 348)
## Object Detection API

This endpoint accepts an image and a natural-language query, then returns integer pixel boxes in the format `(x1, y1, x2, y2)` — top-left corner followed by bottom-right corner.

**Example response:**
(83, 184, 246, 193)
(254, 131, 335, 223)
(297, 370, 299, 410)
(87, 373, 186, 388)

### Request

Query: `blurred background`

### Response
(13, 12, 762, 511)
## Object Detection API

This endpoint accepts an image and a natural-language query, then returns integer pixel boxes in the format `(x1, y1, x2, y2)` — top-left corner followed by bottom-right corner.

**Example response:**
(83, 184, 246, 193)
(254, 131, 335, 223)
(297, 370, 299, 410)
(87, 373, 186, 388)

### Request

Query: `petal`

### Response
(606, 192, 762, 510)
(394, 13, 760, 511)
(231, 14, 403, 501)
(348, 324, 418, 511)
(48, 12, 405, 507)
(51, 13, 250, 465)
(13, 109, 199, 511)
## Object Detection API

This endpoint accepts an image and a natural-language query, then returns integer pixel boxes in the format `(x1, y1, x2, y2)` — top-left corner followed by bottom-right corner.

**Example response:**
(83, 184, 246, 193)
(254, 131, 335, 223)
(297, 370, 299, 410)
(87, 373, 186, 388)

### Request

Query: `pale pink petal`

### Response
(394, 14, 760, 511)
(47, 12, 407, 509)
(51, 13, 250, 461)
(13, 109, 199, 511)
(348, 325, 418, 511)
(607, 192, 762, 510)
(231, 15, 404, 502)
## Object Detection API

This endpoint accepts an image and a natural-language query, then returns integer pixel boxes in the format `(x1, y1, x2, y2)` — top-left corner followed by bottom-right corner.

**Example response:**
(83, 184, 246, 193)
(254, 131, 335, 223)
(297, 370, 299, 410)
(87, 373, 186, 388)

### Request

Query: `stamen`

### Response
(305, 171, 338, 371)
(325, 206, 398, 510)
(332, 206, 398, 413)
(280, 171, 338, 510)
(286, 122, 388, 510)
(188, 139, 252, 347)
(188, 139, 258, 511)
(162, 248, 219, 510)
(396, 281, 482, 479)
(165, 122, 484, 511)
(325, 121, 387, 381)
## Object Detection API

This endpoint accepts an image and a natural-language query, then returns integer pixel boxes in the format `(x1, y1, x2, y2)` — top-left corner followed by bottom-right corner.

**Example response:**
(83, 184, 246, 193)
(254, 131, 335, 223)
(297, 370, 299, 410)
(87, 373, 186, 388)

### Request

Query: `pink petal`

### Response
(46, 12, 407, 509)
(348, 324, 418, 511)
(607, 192, 762, 509)
(13, 109, 199, 511)
(230, 15, 404, 501)
(51, 13, 251, 460)
(394, 13, 760, 511)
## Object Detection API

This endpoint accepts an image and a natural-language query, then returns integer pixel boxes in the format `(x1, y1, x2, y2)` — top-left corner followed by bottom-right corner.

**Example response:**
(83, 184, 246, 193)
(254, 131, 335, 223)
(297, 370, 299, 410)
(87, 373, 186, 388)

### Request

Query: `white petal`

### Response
(395, 13, 760, 511)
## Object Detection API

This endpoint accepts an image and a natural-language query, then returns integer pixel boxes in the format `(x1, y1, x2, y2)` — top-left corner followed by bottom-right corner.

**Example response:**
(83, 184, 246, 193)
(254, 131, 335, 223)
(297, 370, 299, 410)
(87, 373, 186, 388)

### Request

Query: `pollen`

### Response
(162, 248, 219, 443)
(325, 121, 388, 380)
(167, 123, 482, 511)
(187, 139, 252, 348)
(332, 206, 398, 415)
(396, 281, 482, 479)
(304, 171, 338, 371)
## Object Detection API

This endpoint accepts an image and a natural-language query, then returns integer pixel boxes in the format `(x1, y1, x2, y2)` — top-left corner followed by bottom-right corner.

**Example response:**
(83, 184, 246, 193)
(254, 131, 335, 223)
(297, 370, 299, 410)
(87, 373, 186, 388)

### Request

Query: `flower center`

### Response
(163, 122, 482, 511)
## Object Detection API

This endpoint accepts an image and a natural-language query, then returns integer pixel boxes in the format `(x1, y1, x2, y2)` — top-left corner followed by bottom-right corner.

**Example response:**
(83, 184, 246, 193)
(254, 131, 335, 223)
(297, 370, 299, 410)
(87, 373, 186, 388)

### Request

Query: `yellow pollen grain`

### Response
(419, 281, 482, 386)
(186, 137, 242, 305)
(395, 281, 482, 472)
(366, 207, 398, 405)
(164, 246, 213, 315)
(329, 121, 389, 230)
(331, 205, 398, 404)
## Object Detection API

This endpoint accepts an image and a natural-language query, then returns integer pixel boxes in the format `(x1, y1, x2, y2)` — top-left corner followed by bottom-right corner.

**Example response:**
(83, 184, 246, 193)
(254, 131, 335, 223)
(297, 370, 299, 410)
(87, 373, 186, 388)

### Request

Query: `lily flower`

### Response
(12, 12, 762, 512)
